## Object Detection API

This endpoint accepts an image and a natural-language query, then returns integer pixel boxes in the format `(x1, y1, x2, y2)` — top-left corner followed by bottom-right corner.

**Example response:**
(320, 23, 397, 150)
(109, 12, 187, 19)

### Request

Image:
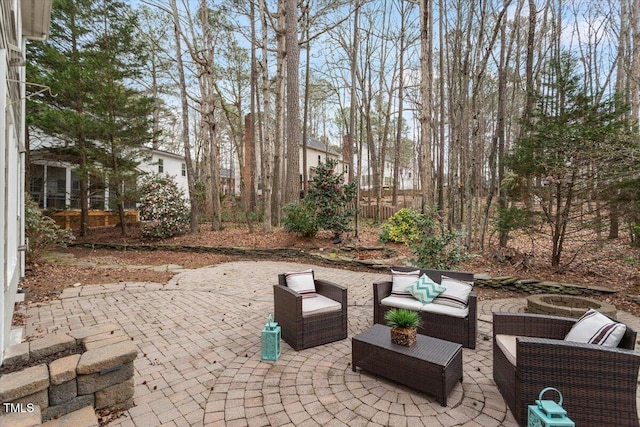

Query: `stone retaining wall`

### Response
(526, 294, 618, 318)
(472, 273, 616, 296)
(0, 324, 137, 422)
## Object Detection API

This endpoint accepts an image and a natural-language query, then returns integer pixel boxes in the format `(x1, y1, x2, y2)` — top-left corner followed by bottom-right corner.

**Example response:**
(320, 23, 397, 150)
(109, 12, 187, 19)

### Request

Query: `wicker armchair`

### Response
(274, 274, 347, 351)
(493, 312, 640, 427)
(373, 267, 477, 349)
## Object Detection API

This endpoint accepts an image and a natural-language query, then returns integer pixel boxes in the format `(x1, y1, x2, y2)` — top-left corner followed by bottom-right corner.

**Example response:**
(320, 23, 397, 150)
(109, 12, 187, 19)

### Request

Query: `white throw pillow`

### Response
(432, 275, 473, 309)
(284, 269, 316, 298)
(391, 269, 421, 298)
(564, 309, 626, 347)
(406, 274, 445, 304)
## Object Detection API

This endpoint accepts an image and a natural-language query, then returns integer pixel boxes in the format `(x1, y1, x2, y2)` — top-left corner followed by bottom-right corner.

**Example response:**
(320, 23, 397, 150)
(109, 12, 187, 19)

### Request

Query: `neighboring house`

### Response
(137, 147, 190, 198)
(220, 168, 235, 196)
(356, 143, 417, 191)
(301, 136, 348, 181)
(2, 0, 53, 364)
(238, 134, 349, 197)
(28, 144, 190, 210)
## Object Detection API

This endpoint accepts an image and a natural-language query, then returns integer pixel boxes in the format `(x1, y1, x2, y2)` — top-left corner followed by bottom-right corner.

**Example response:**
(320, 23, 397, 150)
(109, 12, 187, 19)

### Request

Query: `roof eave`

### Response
(21, 0, 53, 41)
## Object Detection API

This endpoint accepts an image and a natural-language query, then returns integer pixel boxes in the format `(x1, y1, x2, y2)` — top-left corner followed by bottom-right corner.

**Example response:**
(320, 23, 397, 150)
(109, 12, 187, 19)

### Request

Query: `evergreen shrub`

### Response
(138, 174, 190, 239)
(25, 198, 74, 264)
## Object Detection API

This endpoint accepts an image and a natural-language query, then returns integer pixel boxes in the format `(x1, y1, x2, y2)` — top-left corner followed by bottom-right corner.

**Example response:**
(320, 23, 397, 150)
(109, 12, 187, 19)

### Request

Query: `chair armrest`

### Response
(518, 336, 640, 361)
(493, 312, 575, 340)
(517, 336, 640, 391)
(273, 284, 302, 316)
(373, 281, 392, 305)
(315, 279, 347, 305)
(468, 290, 477, 316)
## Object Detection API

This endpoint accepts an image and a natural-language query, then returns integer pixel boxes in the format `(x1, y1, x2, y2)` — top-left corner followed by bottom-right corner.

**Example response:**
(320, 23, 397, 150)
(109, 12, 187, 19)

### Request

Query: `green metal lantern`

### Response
(528, 388, 575, 427)
(261, 314, 281, 361)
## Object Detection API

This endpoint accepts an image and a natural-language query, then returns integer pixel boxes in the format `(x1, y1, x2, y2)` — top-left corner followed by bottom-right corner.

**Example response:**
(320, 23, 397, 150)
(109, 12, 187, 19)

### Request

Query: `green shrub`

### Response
(407, 206, 470, 269)
(138, 174, 190, 239)
(384, 308, 422, 329)
(379, 208, 426, 244)
(25, 198, 74, 264)
(409, 230, 469, 270)
(282, 199, 318, 237)
(307, 159, 357, 239)
(282, 158, 357, 240)
(494, 206, 535, 242)
(632, 224, 640, 247)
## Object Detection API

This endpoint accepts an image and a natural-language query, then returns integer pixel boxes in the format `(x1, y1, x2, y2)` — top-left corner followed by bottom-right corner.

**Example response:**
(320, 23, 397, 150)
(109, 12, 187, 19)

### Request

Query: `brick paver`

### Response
(19, 261, 640, 426)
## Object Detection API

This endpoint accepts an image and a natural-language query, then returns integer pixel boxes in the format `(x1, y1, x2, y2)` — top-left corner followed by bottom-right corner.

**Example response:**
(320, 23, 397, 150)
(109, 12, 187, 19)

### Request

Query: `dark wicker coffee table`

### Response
(352, 324, 463, 406)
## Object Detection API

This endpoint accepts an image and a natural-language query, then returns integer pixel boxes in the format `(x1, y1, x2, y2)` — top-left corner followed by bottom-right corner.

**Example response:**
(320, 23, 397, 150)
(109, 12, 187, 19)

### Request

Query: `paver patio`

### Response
(20, 261, 640, 426)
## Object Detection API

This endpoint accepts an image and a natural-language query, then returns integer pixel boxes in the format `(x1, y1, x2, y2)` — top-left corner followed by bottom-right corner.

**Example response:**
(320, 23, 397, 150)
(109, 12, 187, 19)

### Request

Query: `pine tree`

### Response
(27, 0, 99, 236)
(27, 0, 154, 236)
(307, 159, 357, 243)
(86, 1, 155, 236)
(507, 53, 634, 268)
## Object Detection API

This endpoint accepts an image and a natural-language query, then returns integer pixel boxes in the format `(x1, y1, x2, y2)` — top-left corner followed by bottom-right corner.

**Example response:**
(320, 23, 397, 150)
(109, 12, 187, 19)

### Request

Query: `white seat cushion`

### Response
(380, 295, 424, 311)
(302, 294, 342, 317)
(420, 302, 469, 318)
(495, 334, 518, 366)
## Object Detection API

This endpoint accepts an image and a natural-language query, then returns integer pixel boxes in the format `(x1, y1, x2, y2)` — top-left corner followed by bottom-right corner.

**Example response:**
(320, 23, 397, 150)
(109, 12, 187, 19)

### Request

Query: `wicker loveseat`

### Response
(373, 267, 477, 349)
(493, 312, 640, 427)
(274, 274, 347, 350)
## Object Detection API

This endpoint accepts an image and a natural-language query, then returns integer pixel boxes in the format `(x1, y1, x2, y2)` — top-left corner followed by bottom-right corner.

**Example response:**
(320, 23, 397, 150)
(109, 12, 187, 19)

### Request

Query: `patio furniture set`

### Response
(273, 267, 640, 427)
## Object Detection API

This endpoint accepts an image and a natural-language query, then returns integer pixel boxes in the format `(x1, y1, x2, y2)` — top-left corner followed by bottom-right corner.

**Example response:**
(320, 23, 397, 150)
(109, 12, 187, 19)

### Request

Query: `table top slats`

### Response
(353, 324, 462, 366)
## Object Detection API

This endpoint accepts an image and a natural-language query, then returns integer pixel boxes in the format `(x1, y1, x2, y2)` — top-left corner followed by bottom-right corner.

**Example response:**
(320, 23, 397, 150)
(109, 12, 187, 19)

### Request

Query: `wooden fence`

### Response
(351, 197, 422, 221)
(49, 210, 139, 230)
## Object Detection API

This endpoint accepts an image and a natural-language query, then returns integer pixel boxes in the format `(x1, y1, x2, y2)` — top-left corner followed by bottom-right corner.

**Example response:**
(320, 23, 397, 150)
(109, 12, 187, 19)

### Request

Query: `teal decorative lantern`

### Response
(528, 388, 575, 427)
(261, 314, 281, 361)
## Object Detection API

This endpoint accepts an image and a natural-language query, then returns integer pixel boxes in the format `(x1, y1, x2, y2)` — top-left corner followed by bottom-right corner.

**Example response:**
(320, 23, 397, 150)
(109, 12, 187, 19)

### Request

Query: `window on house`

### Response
(318, 155, 321, 164)
(182, 163, 186, 177)
(158, 158, 164, 173)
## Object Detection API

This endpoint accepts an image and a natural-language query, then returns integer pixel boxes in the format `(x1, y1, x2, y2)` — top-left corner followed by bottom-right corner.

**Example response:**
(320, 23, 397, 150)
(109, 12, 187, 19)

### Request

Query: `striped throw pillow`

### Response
(564, 309, 626, 347)
(432, 275, 473, 309)
(406, 274, 445, 304)
(391, 269, 421, 298)
(284, 269, 317, 298)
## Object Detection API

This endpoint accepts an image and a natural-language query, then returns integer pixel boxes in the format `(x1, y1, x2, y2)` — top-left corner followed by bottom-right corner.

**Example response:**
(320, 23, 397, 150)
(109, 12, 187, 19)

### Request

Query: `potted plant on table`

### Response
(384, 308, 422, 347)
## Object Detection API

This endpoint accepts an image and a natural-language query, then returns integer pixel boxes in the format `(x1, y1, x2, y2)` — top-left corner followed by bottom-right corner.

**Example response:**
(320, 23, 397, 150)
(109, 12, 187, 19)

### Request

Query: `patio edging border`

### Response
(69, 243, 616, 297)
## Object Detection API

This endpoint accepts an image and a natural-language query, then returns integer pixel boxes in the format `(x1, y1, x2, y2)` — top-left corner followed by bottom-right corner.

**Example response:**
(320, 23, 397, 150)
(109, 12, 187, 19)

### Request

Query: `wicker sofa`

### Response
(373, 267, 477, 349)
(493, 312, 640, 427)
(274, 274, 347, 350)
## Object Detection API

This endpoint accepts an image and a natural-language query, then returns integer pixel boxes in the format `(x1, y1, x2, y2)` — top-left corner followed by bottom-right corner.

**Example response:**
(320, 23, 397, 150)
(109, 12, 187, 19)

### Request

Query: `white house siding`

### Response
(357, 144, 417, 191)
(300, 147, 348, 181)
(138, 148, 189, 198)
(2, 0, 52, 365)
(295, 137, 349, 186)
(28, 147, 190, 209)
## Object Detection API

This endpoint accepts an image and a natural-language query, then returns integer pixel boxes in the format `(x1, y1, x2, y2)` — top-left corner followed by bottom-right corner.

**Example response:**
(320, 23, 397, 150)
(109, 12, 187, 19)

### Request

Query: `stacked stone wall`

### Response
(0, 324, 136, 423)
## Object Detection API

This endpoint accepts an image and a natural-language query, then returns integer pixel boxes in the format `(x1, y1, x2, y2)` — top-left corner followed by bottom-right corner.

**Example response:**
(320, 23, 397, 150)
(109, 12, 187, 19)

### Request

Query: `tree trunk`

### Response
(284, 0, 301, 204)
(349, 0, 360, 237)
(260, 0, 273, 232)
(272, 0, 286, 225)
(392, 0, 407, 208)
(170, 0, 198, 233)
(437, 0, 445, 212)
(301, 3, 311, 197)
(419, 0, 433, 212)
